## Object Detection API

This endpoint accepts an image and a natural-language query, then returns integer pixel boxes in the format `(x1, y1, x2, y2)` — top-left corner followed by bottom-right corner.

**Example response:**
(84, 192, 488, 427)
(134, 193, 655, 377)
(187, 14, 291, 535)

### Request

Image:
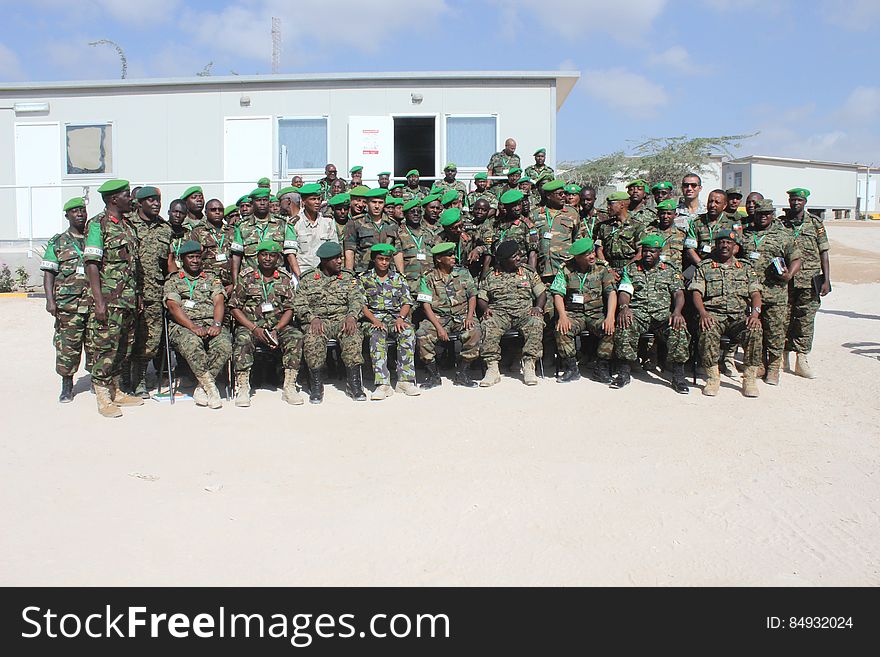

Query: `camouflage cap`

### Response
(755, 199, 775, 213)
(725, 187, 743, 198)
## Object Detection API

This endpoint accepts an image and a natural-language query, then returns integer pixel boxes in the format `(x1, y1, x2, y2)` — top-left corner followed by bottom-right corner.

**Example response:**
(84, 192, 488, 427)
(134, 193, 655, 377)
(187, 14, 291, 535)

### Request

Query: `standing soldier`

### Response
(224, 204, 240, 226)
(228, 240, 303, 407)
(398, 198, 438, 294)
(416, 242, 482, 389)
(293, 242, 366, 403)
(163, 240, 232, 409)
(782, 187, 831, 379)
(486, 138, 521, 188)
(480, 189, 538, 278)
(466, 197, 493, 241)
(360, 244, 420, 400)
(532, 180, 581, 285)
(626, 179, 654, 227)
(524, 147, 554, 182)
(689, 231, 763, 397)
(650, 181, 675, 207)
(743, 199, 802, 385)
(190, 198, 235, 295)
(420, 194, 443, 234)
(41, 197, 92, 402)
(318, 164, 344, 200)
(518, 176, 540, 212)
(328, 192, 351, 242)
(83, 179, 145, 417)
(644, 198, 688, 271)
(167, 199, 191, 272)
(348, 186, 370, 220)
(291, 183, 339, 271)
(401, 169, 431, 203)
(684, 189, 739, 267)
(466, 172, 499, 218)
(578, 187, 603, 240)
(493, 167, 523, 202)
(181, 185, 206, 232)
(236, 194, 253, 221)
(611, 235, 690, 393)
(230, 187, 300, 281)
(343, 188, 403, 274)
(349, 165, 364, 189)
(376, 172, 391, 190)
(595, 191, 645, 276)
(435, 163, 467, 201)
(551, 238, 617, 384)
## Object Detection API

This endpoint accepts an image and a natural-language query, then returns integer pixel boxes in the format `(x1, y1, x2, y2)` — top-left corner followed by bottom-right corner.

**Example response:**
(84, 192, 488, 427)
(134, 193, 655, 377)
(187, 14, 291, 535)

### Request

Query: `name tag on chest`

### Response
(416, 253, 426, 261)
(261, 302, 274, 313)
(701, 245, 712, 253)
(184, 300, 197, 309)
(749, 251, 761, 260)
(659, 255, 668, 262)
(215, 253, 228, 262)
(75, 265, 85, 275)
(571, 293, 585, 304)
(543, 232, 553, 240)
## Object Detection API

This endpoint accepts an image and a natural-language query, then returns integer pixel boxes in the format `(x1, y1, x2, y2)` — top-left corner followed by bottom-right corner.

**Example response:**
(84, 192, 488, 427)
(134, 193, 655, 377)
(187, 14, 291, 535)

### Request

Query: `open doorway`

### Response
(393, 116, 435, 182)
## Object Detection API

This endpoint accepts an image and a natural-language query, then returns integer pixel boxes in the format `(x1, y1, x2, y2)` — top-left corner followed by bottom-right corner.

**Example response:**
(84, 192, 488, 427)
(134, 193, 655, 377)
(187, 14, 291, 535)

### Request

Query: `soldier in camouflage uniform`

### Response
(532, 180, 582, 286)
(328, 192, 352, 243)
(129, 186, 172, 397)
(782, 187, 831, 379)
(359, 244, 420, 400)
(477, 240, 547, 387)
(343, 188, 404, 274)
(163, 241, 232, 409)
(167, 199, 192, 272)
(420, 193, 444, 234)
(524, 147, 554, 182)
(398, 198, 438, 294)
(595, 191, 645, 276)
(437, 208, 484, 279)
(293, 241, 366, 403)
(228, 240, 303, 407)
(466, 172, 499, 218)
(480, 189, 538, 279)
(626, 179, 655, 228)
(742, 199, 802, 385)
(551, 237, 617, 384)
(416, 242, 482, 389)
(41, 197, 92, 402)
(401, 169, 431, 203)
(230, 187, 300, 280)
(190, 198, 235, 294)
(578, 187, 604, 241)
(689, 231, 764, 398)
(492, 167, 523, 202)
(318, 164, 344, 200)
(611, 235, 690, 393)
(434, 163, 467, 201)
(349, 165, 364, 190)
(644, 199, 688, 272)
(650, 181, 675, 207)
(486, 138, 521, 189)
(181, 186, 205, 232)
(466, 197, 493, 242)
(518, 177, 541, 213)
(83, 179, 145, 417)
(684, 189, 742, 267)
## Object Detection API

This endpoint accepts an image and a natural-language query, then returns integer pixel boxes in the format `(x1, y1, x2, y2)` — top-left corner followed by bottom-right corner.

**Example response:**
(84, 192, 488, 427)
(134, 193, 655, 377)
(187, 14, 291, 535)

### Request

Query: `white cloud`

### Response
(0, 42, 25, 80)
(581, 67, 669, 119)
(44, 38, 124, 80)
(6, 0, 181, 23)
(839, 87, 880, 123)
(646, 46, 706, 74)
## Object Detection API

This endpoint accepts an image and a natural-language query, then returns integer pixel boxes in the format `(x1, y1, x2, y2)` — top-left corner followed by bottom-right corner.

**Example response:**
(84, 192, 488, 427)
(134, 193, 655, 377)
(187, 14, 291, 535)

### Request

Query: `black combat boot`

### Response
(592, 359, 612, 384)
(421, 360, 442, 389)
(557, 357, 581, 383)
(346, 366, 367, 401)
(453, 357, 477, 387)
(59, 376, 74, 403)
(670, 363, 689, 395)
(308, 367, 324, 404)
(610, 361, 631, 389)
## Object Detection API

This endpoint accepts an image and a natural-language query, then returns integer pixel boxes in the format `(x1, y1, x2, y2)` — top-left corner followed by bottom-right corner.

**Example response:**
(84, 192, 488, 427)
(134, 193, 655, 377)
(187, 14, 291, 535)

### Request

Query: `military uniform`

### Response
(595, 217, 645, 273)
(168, 226, 191, 270)
(688, 258, 762, 368)
(398, 224, 438, 294)
(614, 262, 690, 363)
(466, 189, 499, 212)
(478, 266, 545, 363)
(550, 261, 616, 361)
(41, 229, 91, 376)
(190, 221, 236, 286)
(360, 270, 416, 386)
(343, 215, 400, 274)
(487, 151, 521, 180)
(439, 231, 482, 276)
(434, 179, 467, 201)
(783, 211, 829, 355)
(644, 222, 688, 271)
(130, 214, 172, 370)
(228, 267, 302, 373)
(401, 185, 431, 204)
(163, 271, 232, 379)
(480, 218, 538, 261)
(532, 205, 582, 280)
(630, 206, 656, 229)
(230, 214, 297, 272)
(524, 163, 554, 182)
(291, 211, 339, 271)
(293, 267, 364, 370)
(685, 213, 741, 259)
(416, 266, 482, 364)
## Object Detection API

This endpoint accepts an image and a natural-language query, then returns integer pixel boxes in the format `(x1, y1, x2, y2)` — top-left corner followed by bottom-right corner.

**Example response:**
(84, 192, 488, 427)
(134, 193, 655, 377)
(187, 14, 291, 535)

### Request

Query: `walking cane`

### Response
(156, 310, 176, 405)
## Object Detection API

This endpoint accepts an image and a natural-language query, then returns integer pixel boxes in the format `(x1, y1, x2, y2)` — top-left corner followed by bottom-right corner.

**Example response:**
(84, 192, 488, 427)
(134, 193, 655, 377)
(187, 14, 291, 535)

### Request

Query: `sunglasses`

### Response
(682, 183, 700, 188)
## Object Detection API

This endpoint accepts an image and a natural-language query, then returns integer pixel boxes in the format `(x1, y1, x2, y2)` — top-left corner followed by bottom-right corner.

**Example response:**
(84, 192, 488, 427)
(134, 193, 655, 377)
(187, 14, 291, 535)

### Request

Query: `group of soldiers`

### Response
(41, 137, 831, 416)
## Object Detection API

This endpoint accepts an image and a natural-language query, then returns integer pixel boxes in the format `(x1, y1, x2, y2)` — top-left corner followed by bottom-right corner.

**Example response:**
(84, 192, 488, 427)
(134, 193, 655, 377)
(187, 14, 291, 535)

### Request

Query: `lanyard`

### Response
(209, 226, 226, 251)
(498, 228, 509, 242)
(544, 208, 560, 233)
(576, 272, 589, 293)
(752, 231, 767, 250)
(173, 238, 183, 257)
(69, 237, 84, 262)
(791, 220, 805, 238)
(584, 217, 596, 239)
(404, 226, 423, 252)
(182, 275, 199, 299)
(256, 224, 271, 242)
(260, 278, 276, 302)
(456, 241, 462, 262)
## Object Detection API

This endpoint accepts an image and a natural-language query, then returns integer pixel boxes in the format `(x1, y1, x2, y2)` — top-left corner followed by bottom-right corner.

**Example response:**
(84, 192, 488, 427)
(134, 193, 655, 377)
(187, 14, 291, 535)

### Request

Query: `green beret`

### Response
(96, 179, 130, 194)
(569, 237, 594, 255)
(755, 199, 776, 213)
(420, 194, 441, 206)
(507, 167, 522, 176)
(519, 177, 534, 186)
(443, 162, 457, 171)
(640, 234, 664, 249)
(651, 181, 674, 192)
(389, 183, 405, 191)
(349, 185, 370, 198)
(534, 148, 546, 156)
(473, 172, 488, 181)
(328, 192, 351, 207)
(277, 186, 297, 197)
(178, 240, 203, 255)
(725, 187, 743, 198)
(298, 183, 322, 196)
(439, 208, 462, 227)
(377, 171, 391, 177)
(316, 241, 342, 259)
(715, 230, 740, 244)
(257, 177, 271, 186)
(431, 242, 456, 256)
(349, 165, 363, 174)
(542, 179, 565, 192)
(181, 185, 203, 199)
(370, 243, 397, 256)
(429, 185, 444, 195)
(63, 197, 86, 212)
(656, 199, 677, 211)
(625, 178, 649, 191)
(405, 169, 420, 177)
(237, 195, 251, 206)
(135, 186, 160, 200)
(500, 189, 524, 204)
(365, 187, 388, 199)
(249, 187, 271, 198)
(402, 198, 421, 212)
(564, 184, 581, 194)
(787, 187, 810, 199)
(269, 196, 279, 203)
(256, 240, 282, 253)
(383, 197, 399, 206)
(440, 190, 459, 205)
(224, 205, 237, 217)
(606, 191, 630, 202)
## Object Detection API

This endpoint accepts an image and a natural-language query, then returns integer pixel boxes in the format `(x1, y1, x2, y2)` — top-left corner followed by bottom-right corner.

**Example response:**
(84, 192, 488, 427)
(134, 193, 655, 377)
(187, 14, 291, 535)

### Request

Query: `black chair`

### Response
(501, 329, 545, 378)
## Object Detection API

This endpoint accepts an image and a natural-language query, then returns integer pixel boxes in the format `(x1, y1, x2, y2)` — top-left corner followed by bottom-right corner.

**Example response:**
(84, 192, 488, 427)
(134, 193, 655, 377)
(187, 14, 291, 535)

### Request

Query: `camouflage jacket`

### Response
(595, 217, 645, 270)
(486, 151, 521, 177)
(480, 218, 538, 259)
(549, 261, 614, 318)
(644, 222, 688, 271)
(83, 211, 139, 309)
(401, 185, 431, 203)
(342, 215, 400, 273)
(688, 257, 762, 316)
(532, 205, 582, 278)
(478, 265, 545, 314)
(40, 228, 88, 313)
(438, 230, 482, 270)
(228, 266, 296, 328)
(230, 214, 296, 270)
(359, 270, 414, 317)
(417, 266, 477, 317)
(398, 223, 438, 292)
(434, 179, 467, 201)
(164, 270, 225, 325)
(619, 261, 682, 321)
(685, 213, 741, 256)
(168, 227, 192, 270)
(630, 206, 656, 229)
(189, 221, 236, 286)
(524, 164, 554, 181)
(782, 211, 829, 288)
(293, 267, 362, 323)
(742, 221, 801, 304)
(466, 189, 499, 211)
(130, 214, 172, 302)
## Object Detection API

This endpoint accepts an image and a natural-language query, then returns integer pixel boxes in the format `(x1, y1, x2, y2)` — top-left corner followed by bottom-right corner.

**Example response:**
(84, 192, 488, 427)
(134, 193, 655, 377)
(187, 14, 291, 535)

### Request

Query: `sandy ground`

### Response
(0, 223, 878, 586)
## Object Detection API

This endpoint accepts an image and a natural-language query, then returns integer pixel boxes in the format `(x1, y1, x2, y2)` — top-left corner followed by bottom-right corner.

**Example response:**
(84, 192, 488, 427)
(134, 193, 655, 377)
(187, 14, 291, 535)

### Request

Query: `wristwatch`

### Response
(752, 306, 761, 314)
(212, 321, 222, 327)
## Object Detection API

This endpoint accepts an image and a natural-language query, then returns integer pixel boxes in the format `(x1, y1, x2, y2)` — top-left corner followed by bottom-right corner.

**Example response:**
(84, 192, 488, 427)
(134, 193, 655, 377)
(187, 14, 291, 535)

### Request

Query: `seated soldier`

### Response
(551, 237, 617, 384)
(228, 240, 303, 407)
(689, 230, 763, 398)
(611, 235, 690, 393)
(293, 241, 366, 403)
(163, 240, 232, 409)
(360, 244, 420, 400)
(477, 240, 547, 387)
(416, 242, 482, 389)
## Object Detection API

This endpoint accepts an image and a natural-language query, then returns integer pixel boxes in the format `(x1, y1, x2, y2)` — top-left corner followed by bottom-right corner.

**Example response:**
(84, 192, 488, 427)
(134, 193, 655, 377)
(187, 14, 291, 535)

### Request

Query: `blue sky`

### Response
(1, 0, 878, 165)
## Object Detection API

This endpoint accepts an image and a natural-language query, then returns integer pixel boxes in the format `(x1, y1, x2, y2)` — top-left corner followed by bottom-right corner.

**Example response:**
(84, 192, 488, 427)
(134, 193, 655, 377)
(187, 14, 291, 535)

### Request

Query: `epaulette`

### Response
(240, 266, 256, 277)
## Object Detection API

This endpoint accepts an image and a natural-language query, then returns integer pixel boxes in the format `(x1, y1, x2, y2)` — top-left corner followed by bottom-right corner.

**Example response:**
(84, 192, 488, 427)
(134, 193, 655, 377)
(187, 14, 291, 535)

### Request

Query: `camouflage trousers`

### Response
(303, 318, 364, 370)
(480, 309, 543, 363)
(53, 310, 91, 376)
(132, 299, 164, 362)
(87, 307, 135, 385)
(614, 313, 690, 364)
(233, 325, 301, 372)
(555, 312, 613, 360)
(761, 299, 788, 362)
(697, 312, 762, 368)
(785, 285, 819, 354)
(363, 314, 416, 385)
(417, 314, 481, 362)
(168, 323, 233, 378)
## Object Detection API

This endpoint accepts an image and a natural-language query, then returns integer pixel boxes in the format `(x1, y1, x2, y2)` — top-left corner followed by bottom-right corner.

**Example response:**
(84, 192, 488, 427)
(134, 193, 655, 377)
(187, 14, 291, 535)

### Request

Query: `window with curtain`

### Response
(446, 116, 496, 168)
(278, 117, 327, 172)
(66, 124, 113, 175)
